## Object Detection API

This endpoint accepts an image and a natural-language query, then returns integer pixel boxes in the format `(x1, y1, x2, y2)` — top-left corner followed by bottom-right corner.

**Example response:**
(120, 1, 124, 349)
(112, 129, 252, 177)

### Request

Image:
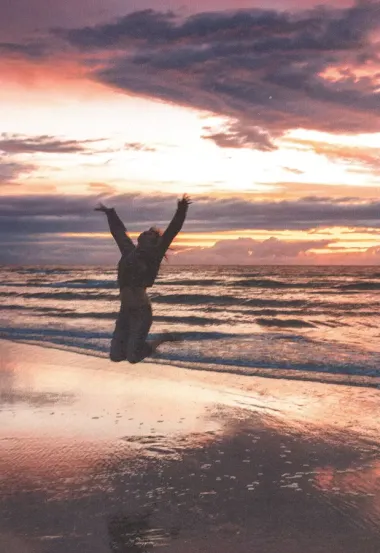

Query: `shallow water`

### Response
(1, 265, 380, 387)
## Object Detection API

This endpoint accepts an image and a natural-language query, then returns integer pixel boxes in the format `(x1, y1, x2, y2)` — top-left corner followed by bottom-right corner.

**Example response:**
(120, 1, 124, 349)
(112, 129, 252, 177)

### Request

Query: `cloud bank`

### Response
(1, 192, 380, 235)
(56, 3, 380, 149)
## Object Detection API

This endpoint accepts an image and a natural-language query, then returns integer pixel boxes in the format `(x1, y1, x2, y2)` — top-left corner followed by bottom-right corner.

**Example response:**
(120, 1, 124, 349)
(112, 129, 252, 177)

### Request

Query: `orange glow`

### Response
(0, 56, 112, 103)
(60, 226, 380, 254)
(284, 137, 380, 169)
(320, 64, 380, 83)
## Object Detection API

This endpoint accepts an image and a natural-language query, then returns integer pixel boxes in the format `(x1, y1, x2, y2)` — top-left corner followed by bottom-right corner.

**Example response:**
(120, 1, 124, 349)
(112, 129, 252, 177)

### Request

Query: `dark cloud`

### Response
(56, 3, 380, 148)
(60, 10, 177, 48)
(2, 193, 380, 237)
(300, 195, 361, 203)
(3, 190, 380, 264)
(203, 121, 275, 151)
(0, 134, 103, 155)
(0, 0, 353, 42)
(62, 7, 371, 50)
(0, 194, 182, 237)
(0, 41, 47, 58)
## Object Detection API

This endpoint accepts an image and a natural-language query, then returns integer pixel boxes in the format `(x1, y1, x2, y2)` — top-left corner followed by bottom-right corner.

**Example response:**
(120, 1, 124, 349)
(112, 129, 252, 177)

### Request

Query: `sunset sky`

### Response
(2, 0, 380, 264)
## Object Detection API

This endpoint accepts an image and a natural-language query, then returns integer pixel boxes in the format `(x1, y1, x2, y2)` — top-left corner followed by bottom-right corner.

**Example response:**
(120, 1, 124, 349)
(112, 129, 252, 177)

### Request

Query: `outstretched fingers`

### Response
(178, 193, 192, 208)
(94, 202, 112, 213)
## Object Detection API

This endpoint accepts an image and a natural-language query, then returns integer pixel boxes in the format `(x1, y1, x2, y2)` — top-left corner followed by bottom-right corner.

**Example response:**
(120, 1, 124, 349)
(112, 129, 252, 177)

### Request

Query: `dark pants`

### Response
(106, 209, 153, 364)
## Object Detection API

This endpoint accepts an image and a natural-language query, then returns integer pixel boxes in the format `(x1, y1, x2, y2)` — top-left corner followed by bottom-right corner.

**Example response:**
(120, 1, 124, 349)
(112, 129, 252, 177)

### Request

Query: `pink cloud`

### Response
(171, 236, 333, 265)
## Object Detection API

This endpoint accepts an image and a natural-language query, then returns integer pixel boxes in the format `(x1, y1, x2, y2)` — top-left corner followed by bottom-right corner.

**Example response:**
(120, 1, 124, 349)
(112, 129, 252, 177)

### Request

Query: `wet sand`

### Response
(0, 339, 379, 553)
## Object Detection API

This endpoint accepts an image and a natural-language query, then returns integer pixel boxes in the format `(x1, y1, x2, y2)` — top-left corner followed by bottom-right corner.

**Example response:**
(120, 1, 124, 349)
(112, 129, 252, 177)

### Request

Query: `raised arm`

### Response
(159, 194, 191, 255)
(95, 203, 135, 255)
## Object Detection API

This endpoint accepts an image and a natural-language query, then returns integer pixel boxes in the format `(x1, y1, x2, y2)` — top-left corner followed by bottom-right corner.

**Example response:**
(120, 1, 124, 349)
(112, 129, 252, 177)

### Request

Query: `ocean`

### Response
(1, 265, 379, 388)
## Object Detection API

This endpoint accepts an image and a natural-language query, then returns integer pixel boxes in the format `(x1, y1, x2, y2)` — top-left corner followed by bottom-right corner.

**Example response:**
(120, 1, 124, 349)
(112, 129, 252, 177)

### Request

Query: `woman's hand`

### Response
(178, 194, 192, 208)
(94, 202, 112, 213)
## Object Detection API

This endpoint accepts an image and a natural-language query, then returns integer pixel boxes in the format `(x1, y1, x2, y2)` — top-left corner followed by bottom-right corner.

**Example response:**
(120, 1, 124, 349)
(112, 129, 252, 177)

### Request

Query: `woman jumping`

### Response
(95, 195, 191, 363)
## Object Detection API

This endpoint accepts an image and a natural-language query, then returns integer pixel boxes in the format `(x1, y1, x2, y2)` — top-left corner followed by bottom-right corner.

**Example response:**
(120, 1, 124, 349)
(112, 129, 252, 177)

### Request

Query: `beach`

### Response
(0, 338, 379, 553)
(3, 0, 380, 550)
(2, 0, 380, 549)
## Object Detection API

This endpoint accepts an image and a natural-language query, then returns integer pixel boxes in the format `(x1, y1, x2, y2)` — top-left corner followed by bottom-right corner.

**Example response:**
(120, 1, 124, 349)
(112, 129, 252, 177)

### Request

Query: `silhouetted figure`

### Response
(95, 195, 190, 363)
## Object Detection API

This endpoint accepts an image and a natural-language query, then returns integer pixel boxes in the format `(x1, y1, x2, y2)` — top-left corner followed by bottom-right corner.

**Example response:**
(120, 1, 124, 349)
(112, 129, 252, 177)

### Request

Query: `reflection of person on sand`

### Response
(95, 194, 191, 363)
(108, 512, 169, 551)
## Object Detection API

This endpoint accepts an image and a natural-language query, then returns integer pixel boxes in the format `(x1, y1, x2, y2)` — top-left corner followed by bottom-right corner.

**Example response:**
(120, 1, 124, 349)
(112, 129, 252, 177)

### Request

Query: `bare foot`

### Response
(148, 332, 182, 355)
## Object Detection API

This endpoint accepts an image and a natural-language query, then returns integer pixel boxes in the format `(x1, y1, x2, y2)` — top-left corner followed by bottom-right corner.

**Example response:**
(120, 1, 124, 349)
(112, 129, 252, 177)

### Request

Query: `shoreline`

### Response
(0, 339, 379, 552)
(2, 336, 379, 390)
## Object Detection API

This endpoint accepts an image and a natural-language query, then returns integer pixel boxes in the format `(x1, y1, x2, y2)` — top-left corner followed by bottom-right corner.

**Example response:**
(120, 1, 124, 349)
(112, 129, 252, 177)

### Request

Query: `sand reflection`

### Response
(0, 340, 379, 553)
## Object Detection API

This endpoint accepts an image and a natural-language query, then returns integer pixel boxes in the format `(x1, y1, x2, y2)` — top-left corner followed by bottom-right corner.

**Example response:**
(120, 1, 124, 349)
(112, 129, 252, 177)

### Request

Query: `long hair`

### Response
(139, 227, 170, 261)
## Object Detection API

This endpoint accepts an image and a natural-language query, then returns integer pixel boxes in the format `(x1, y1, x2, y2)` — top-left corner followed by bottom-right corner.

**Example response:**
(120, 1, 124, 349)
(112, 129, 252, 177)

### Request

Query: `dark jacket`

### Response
(116, 203, 188, 290)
